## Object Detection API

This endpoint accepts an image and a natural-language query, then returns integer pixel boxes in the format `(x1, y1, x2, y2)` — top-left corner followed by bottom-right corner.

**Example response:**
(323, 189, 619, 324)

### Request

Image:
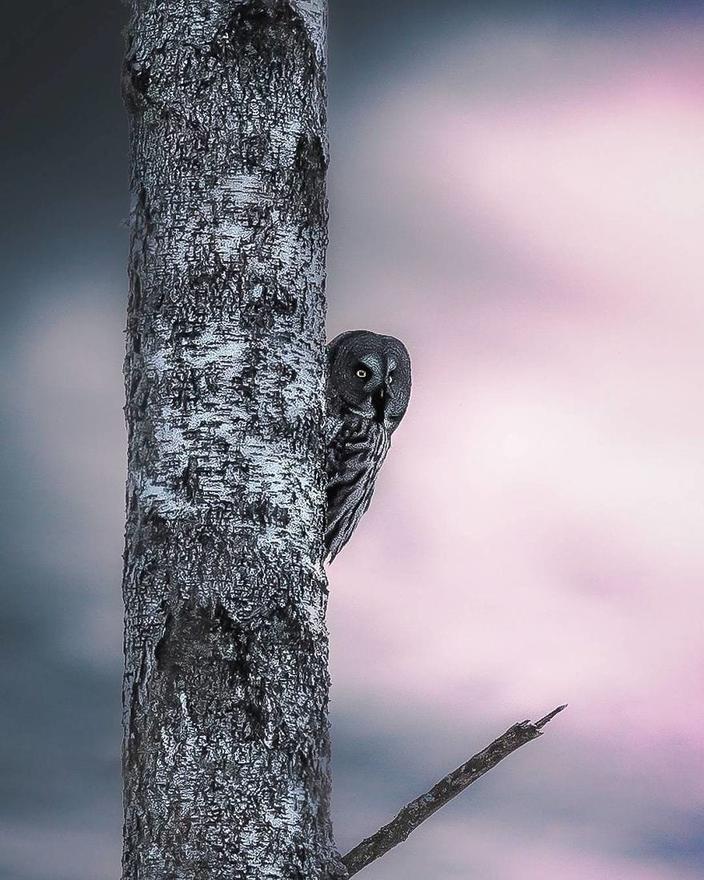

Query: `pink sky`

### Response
(326, 21, 704, 878)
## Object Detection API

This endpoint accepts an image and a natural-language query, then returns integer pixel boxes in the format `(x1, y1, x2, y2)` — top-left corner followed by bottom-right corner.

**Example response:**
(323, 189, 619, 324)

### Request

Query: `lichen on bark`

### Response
(121, 1, 339, 877)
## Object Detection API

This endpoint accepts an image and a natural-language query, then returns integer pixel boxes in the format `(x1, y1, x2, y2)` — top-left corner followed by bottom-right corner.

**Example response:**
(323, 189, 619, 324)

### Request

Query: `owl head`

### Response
(327, 330, 411, 430)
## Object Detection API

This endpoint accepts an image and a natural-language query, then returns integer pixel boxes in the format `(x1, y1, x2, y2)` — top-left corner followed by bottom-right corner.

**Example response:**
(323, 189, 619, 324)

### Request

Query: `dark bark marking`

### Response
(122, 51, 152, 114)
(154, 601, 251, 676)
(269, 602, 315, 654)
(143, 506, 171, 546)
(240, 495, 291, 528)
(153, 600, 276, 742)
(181, 456, 201, 502)
(125, 646, 149, 777)
(186, 252, 241, 307)
(130, 271, 142, 313)
(292, 132, 327, 226)
(170, 317, 208, 346)
(240, 278, 299, 332)
(171, 367, 208, 411)
(220, 0, 316, 73)
(136, 185, 154, 236)
(235, 359, 258, 401)
(242, 132, 270, 171)
(154, 612, 175, 672)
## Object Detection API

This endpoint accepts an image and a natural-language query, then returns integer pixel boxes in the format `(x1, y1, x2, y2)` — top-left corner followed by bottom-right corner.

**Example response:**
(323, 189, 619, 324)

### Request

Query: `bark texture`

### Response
(121, 1, 338, 878)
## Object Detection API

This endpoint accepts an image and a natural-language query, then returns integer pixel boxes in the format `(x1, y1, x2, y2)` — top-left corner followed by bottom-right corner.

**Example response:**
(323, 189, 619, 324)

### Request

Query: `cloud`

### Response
(363, 817, 704, 880)
(0, 823, 119, 880)
(0, 287, 126, 665)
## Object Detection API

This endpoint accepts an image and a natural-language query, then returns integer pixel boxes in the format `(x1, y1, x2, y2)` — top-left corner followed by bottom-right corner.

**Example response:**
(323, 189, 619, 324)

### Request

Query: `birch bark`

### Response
(121, 1, 338, 877)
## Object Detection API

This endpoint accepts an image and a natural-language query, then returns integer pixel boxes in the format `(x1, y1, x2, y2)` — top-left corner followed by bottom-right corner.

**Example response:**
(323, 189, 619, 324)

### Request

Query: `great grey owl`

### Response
(325, 330, 412, 562)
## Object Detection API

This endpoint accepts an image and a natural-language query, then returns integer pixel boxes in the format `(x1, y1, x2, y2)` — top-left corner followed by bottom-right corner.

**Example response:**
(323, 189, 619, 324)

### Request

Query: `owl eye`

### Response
(356, 368, 368, 379)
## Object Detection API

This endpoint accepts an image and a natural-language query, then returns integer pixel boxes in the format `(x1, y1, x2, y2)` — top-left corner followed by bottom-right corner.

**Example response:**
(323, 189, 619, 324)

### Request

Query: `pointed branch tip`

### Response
(535, 704, 568, 729)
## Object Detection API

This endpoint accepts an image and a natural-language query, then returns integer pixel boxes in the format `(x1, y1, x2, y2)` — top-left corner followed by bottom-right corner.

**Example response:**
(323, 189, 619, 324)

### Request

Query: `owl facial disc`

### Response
(327, 329, 411, 429)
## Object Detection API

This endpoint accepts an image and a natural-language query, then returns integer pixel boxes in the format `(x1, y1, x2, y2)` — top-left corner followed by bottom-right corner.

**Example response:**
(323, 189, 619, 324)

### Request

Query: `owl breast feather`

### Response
(324, 414, 390, 562)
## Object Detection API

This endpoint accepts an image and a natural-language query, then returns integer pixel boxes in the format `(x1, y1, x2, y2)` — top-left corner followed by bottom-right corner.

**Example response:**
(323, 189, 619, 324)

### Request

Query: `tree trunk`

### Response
(121, 2, 338, 878)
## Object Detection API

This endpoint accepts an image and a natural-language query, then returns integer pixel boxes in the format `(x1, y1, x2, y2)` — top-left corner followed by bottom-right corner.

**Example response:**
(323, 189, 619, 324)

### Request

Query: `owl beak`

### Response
(372, 382, 391, 423)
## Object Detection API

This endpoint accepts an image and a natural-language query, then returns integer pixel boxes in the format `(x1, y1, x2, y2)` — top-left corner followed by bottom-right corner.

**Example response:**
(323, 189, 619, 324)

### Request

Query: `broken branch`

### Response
(342, 704, 567, 877)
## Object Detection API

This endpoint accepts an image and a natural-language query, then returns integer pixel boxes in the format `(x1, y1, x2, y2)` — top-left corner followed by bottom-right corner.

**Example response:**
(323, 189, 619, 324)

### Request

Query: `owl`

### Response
(325, 330, 412, 562)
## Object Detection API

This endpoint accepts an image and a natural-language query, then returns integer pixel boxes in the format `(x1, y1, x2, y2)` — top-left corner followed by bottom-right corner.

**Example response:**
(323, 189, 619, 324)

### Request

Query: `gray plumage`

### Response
(325, 330, 412, 562)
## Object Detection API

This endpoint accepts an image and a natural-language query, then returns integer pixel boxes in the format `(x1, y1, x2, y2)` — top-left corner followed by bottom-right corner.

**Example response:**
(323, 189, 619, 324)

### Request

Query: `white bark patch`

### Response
(294, 0, 328, 61)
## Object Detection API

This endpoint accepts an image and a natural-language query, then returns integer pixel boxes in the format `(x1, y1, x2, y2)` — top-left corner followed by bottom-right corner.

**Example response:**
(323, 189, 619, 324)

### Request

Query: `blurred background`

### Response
(2, 1, 703, 878)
